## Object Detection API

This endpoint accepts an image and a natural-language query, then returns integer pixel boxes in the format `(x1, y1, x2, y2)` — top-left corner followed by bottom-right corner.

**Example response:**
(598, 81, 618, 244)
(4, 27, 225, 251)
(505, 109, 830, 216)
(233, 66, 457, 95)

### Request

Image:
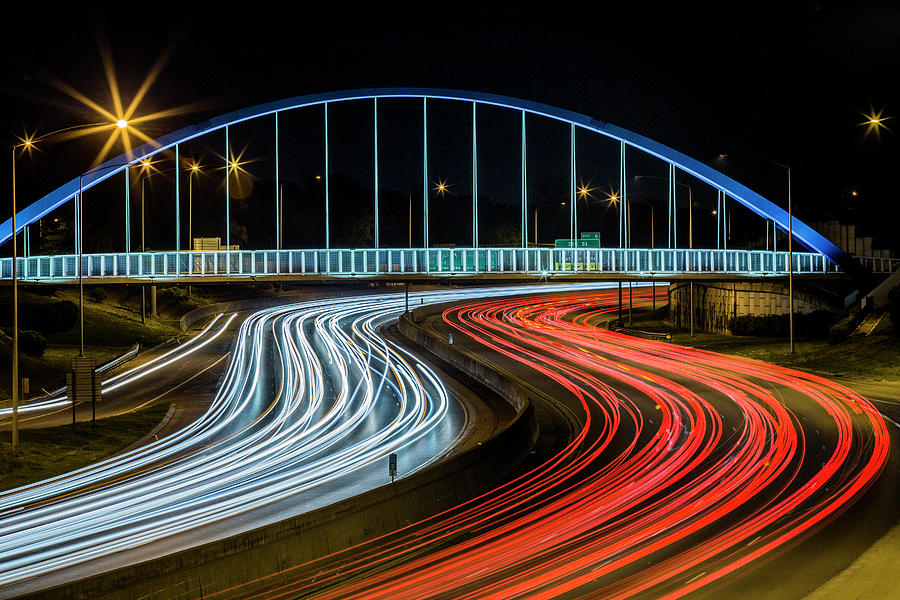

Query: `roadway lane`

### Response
(0, 312, 239, 432)
(0, 285, 610, 599)
(211, 286, 892, 600)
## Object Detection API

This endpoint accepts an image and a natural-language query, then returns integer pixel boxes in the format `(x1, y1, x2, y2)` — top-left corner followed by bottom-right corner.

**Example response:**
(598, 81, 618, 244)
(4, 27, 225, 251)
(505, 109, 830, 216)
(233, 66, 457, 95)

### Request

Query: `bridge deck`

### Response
(0, 247, 862, 284)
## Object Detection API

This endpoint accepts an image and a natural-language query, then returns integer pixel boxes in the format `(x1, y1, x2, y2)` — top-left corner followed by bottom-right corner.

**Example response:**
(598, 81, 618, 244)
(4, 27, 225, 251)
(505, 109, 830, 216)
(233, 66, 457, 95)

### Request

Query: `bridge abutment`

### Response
(667, 280, 843, 334)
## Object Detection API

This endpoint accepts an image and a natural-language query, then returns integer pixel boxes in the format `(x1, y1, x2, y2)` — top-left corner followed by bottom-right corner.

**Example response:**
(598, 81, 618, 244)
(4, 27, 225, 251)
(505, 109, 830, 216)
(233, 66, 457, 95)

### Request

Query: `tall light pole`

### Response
(632, 173, 694, 334)
(277, 182, 283, 251)
(79, 159, 134, 354)
(632, 175, 692, 250)
(8, 122, 112, 451)
(533, 202, 567, 247)
(189, 163, 200, 252)
(717, 153, 793, 353)
(9, 141, 32, 453)
(188, 162, 200, 291)
(139, 162, 150, 323)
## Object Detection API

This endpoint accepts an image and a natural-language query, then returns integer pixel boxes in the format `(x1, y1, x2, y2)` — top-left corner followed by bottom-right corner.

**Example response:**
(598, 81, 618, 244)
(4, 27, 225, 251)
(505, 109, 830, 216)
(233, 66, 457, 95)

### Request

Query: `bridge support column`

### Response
(690, 281, 694, 337)
(151, 285, 157, 319)
(628, 281, 633, 326)
(618, 281, 623, 322)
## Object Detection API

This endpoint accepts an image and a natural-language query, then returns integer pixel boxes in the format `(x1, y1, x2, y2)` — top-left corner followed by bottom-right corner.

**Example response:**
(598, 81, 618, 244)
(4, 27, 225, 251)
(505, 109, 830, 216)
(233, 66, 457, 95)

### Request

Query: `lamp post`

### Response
(277, 182, 283, 251)
(140, 167, 148, 323)
(717, 153, 793, 353)
(79, 160, 135, 355)
(9, 141, 32, 453)
(632, 174, 694, 335)
(189, 164, 200, 252)
(533, 202, 567, 246)
(631, 175, 693, 250)
(188, 162, 201, 292)
(8, 122, 115, 451)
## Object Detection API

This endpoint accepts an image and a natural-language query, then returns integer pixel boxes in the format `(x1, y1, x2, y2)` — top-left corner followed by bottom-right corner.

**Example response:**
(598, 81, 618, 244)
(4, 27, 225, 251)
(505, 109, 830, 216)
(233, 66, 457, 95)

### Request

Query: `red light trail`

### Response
(212, 287, 889, 600)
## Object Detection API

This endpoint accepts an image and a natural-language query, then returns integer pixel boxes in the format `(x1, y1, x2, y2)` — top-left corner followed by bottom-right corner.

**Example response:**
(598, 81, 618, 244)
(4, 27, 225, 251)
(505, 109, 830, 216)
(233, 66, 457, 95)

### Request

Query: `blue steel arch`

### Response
(2, 88, 848, 267)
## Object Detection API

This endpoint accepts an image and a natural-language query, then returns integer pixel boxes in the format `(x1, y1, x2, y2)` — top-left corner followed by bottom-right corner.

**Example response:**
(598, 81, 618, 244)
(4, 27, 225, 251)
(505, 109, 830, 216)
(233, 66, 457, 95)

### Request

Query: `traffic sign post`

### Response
(68, 356, 101, 430)
(389, 453, 398, 483)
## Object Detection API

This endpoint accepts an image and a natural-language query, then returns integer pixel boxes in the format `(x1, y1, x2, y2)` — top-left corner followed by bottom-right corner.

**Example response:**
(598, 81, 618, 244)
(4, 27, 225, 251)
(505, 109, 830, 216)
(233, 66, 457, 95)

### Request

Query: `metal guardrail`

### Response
(610, 323, 673, 341)
(16, 343, 140, 406)
(0, 247, 840, 282)
(856, 256, 900, 274)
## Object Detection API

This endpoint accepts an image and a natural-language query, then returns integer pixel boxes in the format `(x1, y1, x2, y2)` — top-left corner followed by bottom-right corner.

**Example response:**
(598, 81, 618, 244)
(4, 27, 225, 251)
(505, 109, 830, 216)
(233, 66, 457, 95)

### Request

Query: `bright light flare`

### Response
(433, 179, 451, 195)
(858, 106, 892, 142)
(577, 181, 595, 200)
(44, 37, 209, 166)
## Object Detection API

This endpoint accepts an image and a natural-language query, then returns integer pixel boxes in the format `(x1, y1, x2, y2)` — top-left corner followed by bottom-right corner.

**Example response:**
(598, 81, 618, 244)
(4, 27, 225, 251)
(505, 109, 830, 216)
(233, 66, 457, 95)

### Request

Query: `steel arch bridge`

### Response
(1, 88, 858, 283)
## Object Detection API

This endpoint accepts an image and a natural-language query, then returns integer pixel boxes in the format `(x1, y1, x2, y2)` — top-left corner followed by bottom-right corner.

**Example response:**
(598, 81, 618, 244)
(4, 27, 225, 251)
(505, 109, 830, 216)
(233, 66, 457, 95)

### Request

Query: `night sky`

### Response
(2, 4, 898, 252)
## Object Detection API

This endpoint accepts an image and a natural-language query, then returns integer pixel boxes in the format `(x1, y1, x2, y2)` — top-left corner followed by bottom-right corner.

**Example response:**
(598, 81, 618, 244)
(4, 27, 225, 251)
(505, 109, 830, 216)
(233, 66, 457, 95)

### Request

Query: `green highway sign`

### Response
(555, 239, 601, 248)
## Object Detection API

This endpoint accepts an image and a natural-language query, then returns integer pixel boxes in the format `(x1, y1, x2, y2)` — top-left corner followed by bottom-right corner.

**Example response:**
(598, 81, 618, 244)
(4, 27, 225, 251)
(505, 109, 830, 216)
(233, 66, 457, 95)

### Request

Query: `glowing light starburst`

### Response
(45, 37, 209, 166)
(858, 106, 892, 142)
(218, 144, 258, 200)
(577, 181, 596, 200)
(433, 178, 452, 196)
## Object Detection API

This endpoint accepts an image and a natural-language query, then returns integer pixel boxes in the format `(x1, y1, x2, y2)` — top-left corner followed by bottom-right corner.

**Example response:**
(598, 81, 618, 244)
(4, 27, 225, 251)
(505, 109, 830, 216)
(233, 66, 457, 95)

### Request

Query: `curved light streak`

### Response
(0, 313, 231, 417)
(215, 287, 889, 600)
(0, 284, 615, 595)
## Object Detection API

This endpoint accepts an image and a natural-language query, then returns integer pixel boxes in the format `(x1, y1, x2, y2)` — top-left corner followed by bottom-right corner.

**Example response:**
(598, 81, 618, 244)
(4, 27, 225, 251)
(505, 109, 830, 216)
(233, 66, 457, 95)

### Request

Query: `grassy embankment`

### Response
(0, 285, 203, 399)
(0, 285, 197, 490)
(0, 402, 171, 492)
(609, 306, 900, 382)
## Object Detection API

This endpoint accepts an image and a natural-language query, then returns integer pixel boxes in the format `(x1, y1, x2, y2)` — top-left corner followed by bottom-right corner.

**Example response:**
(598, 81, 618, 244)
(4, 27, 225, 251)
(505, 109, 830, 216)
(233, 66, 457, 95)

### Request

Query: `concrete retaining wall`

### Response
(399, 309, 530, 412)
(23, 310, 538, 600)
(668, 281, 839, 334)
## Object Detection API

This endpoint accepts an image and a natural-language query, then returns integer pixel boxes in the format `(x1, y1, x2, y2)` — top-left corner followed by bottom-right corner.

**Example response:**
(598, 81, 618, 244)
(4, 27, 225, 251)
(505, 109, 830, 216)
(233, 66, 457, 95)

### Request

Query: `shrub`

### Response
(827, 307, 868, 344)
(89, 286, 108, 302)
(828, 320, 851, 344)
(728, 310, 837, 338)
(158, 287, 189, 303)
(0, 300, 78, 334)
(888, 285, 900, 336)
(18, 329, 47, 357)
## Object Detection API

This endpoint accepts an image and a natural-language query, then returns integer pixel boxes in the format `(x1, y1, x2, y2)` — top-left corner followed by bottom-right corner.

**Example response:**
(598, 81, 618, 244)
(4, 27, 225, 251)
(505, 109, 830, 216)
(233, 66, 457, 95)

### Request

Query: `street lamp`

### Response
(717, 153, 794, 353)
(8, 122, 108, 452)
(632, 174, 694, 335)
(631, 175, 693, 250)
(79, 160, 136, 354)
(533, 202, 567, 246)
(9, 139, 33, 453)
(188, 162, 201, 252)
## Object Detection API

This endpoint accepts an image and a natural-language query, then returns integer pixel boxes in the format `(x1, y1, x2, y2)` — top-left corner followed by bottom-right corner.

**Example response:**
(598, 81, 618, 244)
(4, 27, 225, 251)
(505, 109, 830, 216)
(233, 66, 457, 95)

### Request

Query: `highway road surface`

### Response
(0, 284, 616, 599)
(211, 286, 894, 600)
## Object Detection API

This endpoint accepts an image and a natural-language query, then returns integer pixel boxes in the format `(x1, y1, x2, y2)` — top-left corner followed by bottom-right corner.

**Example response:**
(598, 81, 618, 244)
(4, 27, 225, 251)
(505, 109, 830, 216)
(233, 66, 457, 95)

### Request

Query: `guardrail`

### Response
(856, 256, 900, 274)
(0, 247, 840, 281)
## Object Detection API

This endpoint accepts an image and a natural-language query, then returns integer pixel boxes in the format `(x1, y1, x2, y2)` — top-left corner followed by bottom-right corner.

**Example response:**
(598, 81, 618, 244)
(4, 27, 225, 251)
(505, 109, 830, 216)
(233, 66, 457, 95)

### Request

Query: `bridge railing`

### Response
(0, 248, 839, 281)
(855, 256, 900, 274)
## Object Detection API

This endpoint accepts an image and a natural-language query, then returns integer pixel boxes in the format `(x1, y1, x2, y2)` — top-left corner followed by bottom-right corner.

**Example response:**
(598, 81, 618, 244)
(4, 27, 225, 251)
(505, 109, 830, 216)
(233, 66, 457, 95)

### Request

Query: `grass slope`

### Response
(0, 402, 171, 492)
